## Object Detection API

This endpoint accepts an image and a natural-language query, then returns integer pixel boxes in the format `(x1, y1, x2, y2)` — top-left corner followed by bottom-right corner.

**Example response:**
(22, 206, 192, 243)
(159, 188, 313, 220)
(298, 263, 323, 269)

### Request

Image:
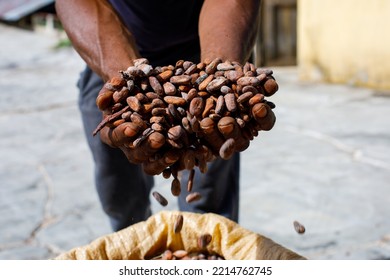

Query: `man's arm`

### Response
(199, 0, 262, 64)
(55, 0, 140, 81)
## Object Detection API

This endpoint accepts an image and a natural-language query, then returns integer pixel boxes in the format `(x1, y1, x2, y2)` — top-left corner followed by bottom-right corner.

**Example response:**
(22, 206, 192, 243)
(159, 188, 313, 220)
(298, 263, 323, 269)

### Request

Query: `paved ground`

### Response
(1, 24, 390, 260)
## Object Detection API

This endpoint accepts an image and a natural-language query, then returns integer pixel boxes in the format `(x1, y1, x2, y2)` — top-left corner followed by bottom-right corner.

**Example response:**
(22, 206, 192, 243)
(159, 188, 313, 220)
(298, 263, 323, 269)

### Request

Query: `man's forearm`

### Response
(56, 0, 140, 81)
(199, 0, 261, 64)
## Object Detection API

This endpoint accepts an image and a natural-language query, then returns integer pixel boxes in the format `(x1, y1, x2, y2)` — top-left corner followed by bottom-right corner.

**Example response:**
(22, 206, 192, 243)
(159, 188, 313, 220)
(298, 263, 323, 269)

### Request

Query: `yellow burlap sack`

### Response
(55, 211, 305, 260)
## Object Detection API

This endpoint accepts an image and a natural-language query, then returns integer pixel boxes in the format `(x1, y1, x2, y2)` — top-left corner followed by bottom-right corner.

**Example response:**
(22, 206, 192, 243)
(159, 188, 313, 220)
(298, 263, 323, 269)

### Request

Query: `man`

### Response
(56, 0, 262, 231)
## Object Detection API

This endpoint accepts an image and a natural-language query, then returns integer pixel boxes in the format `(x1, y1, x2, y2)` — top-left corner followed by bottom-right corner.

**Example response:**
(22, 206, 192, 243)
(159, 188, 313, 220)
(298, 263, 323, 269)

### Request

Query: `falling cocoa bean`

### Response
(197, 233, 212, 249)
(171, 178, 181, 197)
(152, 191, 168, 206)
(173, 214, 184, 233)
(293, 220, 306, 234)
(186, 192, 202, 203)
(187, 168, 195, 192)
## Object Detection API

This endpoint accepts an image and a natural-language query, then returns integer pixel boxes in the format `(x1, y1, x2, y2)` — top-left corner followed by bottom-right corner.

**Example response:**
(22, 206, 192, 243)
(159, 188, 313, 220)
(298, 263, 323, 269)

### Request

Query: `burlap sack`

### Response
(55, 211, 305, 260)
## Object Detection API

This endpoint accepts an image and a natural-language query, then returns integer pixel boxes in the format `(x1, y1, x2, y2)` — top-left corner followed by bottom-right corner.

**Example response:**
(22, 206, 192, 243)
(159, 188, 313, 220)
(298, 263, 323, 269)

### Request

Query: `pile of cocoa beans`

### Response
(150, 249, 224, 260)
(93, 57, 278, 202)
(148, 214, 223, 260)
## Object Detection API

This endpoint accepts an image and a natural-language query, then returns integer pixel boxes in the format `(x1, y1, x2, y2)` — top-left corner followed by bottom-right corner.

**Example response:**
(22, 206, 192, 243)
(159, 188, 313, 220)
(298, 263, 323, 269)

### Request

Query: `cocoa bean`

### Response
(133, 58, 149, 66)
(200, 117, 225, 153)
(151, 98, 165, 108)
(130, 112, 147, 130)
(171, 178, 181, 197)
(163, 82, 177, 96)
(254, 104, 276, 131)
(151, 122, 165, 132)
(125, 66, 145, 79)
(162, 250, 173, 260)
(209, 113, 221, 122)
(224, 93, 237, 112)
(145, 91, 160, 101)
(256, 68, 273, 76)
(170, 75, 192, 85)
(167, 103, 181, 122)
(138, 63, 153, 76)
(237, 91, 254, 104)
(197, 233, 212, 249)
(266, 100, 276, 109)
(123, 122, 142, 138)
(132, 127, 154, 148)
(187, 168, 195, 192)
(146, 131, 166, 150)
(189, 97, 204, 117)
(167, 125, 185, 141)
(149, 116, 166, 125)
(237, 76, 261, 87)
(152, 107, 167, 116)
(262, 77, 279, 96)
(126, 96, 143, 112)
(257, 73, 267, 82)
(198, 74, 214, 91)
(248, 93, 265, 107)
(96, 88, 114, 111)
(126, 79, 134, 92)
(217, 116, 238, 138)
(173, 250, 188, 259)
(242, 85, 258, 94)
(219, 138, 236, 160)
(251, 102, 268, 120)
(189, 116, 201, 133)
(163, 96, 187, 106)
(293, 220, 306, 234)
(175, 59, 184, 69)
(173, 214, 184, 233)
(184, 63, 197, 75)
(205, 57, 222, 74)
(186, 88, 198, 102)
(186, 192, 202, 203)
(157, 69, 174, 83)
(112, 87, 129, 103)
(148, 76, 163, 96)
(181, 117, 193, 134)
(217, 62, 235, 71)
(152, 191, 168, 206)
(162, 168, 171, 179)
(206, 76, 228, 92)
(195, 73, 209, 86)
(134, 92, 149, 103)
(112, 118, 125, 127)
(111, 102, 124, 113)
(220, 85, 232, 95)
(202, 97, 215, 118)
(121, 111, 132, 121)
(183, 150, 196, 170)
(197, 90, 209, 98)
(191, 72, 200, 84)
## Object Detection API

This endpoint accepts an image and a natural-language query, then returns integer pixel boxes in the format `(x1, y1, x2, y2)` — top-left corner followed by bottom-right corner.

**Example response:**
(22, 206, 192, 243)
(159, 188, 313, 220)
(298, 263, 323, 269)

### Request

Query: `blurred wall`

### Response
(298, 0, 390, 90)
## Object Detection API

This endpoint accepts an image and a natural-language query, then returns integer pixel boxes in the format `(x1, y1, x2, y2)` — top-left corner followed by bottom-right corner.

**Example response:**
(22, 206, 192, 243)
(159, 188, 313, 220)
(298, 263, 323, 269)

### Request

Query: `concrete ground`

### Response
(1, 24, 389, 260)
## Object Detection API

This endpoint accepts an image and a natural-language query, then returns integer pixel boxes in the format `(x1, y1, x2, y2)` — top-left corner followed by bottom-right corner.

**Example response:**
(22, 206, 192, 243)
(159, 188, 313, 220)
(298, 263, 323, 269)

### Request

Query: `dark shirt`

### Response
(108, 0, 204, 65)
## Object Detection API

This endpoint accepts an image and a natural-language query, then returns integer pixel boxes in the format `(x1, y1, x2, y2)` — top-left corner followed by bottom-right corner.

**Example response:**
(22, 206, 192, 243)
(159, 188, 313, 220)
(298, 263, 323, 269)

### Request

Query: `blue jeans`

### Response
(77, 50, 240, 231)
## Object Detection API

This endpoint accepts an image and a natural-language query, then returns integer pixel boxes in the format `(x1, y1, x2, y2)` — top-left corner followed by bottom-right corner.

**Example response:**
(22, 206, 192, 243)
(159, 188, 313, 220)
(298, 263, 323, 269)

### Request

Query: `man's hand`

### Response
(100, 123, 182, 175)
(56, 0, 140, 81)
(199, 0, 262, 64)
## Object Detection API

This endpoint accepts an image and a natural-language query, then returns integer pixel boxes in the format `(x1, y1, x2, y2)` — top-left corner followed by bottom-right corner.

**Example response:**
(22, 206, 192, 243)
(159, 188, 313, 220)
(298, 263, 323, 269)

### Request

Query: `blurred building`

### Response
(297, 0, 390, 91)
(257, 0, 390, 91)
(2, 0, 389, 91)
(0, 0, 59, 35)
